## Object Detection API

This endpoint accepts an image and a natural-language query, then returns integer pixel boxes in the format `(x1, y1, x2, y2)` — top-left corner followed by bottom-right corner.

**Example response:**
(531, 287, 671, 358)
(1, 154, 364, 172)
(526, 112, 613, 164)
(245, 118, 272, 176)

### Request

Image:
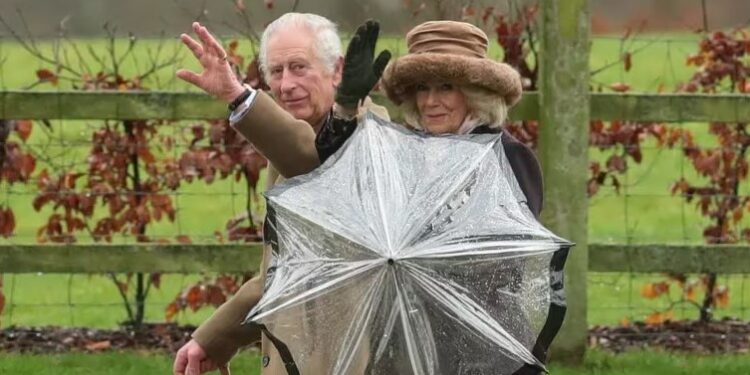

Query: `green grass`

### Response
(1, 350, 749, 375)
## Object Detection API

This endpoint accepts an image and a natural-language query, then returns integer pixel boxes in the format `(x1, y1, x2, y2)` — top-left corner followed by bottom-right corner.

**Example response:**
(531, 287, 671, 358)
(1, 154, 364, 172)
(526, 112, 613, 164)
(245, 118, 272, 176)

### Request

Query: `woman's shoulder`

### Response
(498, 130, 544, 217)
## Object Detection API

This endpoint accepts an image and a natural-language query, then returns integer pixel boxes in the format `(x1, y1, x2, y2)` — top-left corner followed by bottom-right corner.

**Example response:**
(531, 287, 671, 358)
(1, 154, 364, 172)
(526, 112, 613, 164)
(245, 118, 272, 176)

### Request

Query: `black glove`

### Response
(335, 20, 392, 108)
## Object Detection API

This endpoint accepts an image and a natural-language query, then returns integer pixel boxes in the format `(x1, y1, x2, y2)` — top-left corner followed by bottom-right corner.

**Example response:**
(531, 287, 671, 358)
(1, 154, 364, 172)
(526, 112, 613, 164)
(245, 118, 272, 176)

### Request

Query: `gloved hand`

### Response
(335, 20, 392, 109)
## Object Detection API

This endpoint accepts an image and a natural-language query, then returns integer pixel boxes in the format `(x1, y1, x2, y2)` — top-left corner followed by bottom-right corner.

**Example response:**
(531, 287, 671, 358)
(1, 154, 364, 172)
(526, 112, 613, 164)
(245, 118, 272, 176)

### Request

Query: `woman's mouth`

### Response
(425, 113, 448, 121)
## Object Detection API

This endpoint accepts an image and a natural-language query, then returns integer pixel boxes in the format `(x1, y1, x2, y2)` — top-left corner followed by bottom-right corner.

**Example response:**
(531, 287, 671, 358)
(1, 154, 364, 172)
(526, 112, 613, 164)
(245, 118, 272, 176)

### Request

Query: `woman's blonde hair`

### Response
(401, 85, 509, 131)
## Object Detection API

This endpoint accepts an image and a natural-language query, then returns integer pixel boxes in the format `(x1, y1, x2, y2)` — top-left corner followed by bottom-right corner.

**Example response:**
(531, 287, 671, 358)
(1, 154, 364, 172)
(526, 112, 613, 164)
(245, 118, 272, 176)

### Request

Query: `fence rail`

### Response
(3, 91, 750, 122)
(2, 243, 749, 274)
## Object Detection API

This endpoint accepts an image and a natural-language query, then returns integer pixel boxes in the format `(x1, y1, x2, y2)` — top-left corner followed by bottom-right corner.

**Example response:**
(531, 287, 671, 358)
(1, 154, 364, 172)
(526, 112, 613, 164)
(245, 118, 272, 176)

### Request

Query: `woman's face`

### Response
(415, 82, 469, 134)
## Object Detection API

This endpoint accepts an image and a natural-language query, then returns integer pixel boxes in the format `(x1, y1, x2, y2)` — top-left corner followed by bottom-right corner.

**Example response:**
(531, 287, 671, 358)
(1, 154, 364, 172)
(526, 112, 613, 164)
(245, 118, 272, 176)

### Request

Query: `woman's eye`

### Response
(415, 83, 429, 91)
(439, 83, 454, 91)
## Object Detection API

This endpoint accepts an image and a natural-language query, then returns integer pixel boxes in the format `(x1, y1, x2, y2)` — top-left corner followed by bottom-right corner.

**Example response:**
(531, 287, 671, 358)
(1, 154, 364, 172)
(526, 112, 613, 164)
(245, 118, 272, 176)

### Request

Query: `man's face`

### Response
(265, 26, 342, 127)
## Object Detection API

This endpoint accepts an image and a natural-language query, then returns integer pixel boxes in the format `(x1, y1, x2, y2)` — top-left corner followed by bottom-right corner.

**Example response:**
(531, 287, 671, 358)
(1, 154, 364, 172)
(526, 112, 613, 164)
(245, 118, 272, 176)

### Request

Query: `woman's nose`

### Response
(425, 89, 439, 106)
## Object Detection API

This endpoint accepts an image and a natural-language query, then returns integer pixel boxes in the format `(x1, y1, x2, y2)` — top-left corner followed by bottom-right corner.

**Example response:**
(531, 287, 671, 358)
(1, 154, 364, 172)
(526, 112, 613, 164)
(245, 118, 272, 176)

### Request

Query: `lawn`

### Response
(2, 350, 749, 375)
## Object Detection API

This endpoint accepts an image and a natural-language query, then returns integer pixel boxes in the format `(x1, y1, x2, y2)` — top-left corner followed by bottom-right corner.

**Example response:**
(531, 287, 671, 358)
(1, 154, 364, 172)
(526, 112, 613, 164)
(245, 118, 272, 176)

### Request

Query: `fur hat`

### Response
(381, 21, 522, 107)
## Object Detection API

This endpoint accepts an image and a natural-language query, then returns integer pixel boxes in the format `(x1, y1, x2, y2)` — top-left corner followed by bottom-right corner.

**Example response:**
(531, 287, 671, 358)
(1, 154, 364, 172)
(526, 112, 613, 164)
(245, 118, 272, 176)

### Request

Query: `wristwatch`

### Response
(228, 84, 259, 125)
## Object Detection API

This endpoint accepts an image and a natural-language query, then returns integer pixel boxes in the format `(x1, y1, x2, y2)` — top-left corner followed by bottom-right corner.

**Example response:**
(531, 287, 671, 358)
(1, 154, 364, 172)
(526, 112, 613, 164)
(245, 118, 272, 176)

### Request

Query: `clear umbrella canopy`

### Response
(245, 114, 572, 375)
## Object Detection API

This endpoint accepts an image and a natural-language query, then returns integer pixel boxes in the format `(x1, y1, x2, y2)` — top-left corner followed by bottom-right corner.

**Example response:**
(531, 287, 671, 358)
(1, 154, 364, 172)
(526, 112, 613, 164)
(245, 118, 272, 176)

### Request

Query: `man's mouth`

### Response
(283, 97, 308, 107)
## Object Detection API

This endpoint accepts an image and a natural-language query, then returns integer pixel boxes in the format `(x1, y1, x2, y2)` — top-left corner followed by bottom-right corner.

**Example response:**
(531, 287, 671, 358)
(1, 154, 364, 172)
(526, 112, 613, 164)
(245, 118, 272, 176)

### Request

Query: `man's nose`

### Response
(279, 69, 297, 93)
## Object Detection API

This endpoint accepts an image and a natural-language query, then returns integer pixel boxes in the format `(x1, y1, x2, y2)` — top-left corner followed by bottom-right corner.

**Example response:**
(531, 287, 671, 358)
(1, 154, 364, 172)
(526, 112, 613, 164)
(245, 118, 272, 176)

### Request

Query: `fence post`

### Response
(538, 0, 590, 365)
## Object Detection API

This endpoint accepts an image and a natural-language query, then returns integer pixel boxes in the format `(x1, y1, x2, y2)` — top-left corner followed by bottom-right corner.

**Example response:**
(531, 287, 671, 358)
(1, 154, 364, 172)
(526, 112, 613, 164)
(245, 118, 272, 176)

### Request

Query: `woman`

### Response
(316, 20, 557, 375)
(319, 20, 542, 219)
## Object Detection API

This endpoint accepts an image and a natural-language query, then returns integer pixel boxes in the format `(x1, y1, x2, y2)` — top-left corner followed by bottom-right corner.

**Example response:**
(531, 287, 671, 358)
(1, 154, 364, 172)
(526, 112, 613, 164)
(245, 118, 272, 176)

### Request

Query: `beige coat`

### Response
(192, 91, 388, 375)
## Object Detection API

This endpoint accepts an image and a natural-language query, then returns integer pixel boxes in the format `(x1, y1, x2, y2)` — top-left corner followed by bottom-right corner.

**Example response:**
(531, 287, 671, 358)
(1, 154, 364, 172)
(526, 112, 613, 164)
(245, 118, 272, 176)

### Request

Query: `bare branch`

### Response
(172, 0, 209, 24)
(591, 37, 663, 77)
(0, 13, 81, 77)
(228, 0, 261, 46)
(110, 273, 135, 322)
(86, 44, 108, 74)
(64, 35, 95, 76)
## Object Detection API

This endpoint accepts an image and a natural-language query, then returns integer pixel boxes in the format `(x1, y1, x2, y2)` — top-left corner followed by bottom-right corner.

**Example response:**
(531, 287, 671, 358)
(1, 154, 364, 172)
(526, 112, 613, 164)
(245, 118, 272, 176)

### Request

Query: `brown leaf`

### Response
(641, 282, 669, 299)
(244, 58, 266, 89)
(165, 301, 180, 322)
(62, 173, 82, 189)
(590, 120, 604, 133)
(150, 273, 161, 289)
(609, 82, 631, 93)
(216, 275, 240, 295)
(671, 179, 690, 195)
(0, 208, 15, 237)
(206, 285, 226, 306)
(733, 208, 744, 224)
(587, 179, 600, 197)
(714, 286, 730, 308)
(137, 147, 156, 164)
(176, 235, 192, 245)
(36, 169, 51, 189)
(645, 310, 674, 325)
(623, 52, 632, 72)
(85, 340, 111, 351)
(36, 69, 58, 86)
(116, 280, 129, 294)
(186, 286, 203, 311)
(190, 125, 206, 147)
(685, 284, 697, 302)
(14, 120, 33, 142)
(606, 155, 627, 173)
(18, 153, 36, 180)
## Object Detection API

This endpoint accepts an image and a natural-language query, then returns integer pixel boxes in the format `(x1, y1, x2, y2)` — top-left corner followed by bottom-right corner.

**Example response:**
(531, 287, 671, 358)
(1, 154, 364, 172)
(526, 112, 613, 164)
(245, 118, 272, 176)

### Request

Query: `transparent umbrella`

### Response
(245, 113, 572, 375)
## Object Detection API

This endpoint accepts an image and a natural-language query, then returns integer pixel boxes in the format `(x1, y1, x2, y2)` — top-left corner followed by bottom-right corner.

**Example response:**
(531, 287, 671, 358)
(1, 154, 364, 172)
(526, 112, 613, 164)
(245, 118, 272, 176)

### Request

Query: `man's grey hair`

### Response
(259, 13, 342, 79)
(402, 85, 509, 131)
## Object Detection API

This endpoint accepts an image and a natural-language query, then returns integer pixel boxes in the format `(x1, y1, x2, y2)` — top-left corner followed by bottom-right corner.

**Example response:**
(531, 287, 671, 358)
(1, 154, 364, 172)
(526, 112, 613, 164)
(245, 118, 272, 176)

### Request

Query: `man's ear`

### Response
(332, 56, 344, 87)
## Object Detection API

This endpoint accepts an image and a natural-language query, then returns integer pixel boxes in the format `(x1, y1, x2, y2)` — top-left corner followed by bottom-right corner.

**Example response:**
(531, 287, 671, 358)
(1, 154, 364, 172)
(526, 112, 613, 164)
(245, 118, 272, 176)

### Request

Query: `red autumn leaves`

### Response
(165, 275, 246, 322)
(1, 120, 37, 238)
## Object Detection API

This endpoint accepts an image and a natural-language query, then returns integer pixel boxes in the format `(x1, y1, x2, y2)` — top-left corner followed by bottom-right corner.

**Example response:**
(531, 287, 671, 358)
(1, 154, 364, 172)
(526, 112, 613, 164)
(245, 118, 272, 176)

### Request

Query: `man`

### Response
(172, 14, 389, 375)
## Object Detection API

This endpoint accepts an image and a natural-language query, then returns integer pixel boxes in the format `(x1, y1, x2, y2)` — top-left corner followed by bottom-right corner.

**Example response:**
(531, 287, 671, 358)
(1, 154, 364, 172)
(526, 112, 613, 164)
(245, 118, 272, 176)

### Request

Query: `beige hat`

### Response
(381, 20, 522, 106)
